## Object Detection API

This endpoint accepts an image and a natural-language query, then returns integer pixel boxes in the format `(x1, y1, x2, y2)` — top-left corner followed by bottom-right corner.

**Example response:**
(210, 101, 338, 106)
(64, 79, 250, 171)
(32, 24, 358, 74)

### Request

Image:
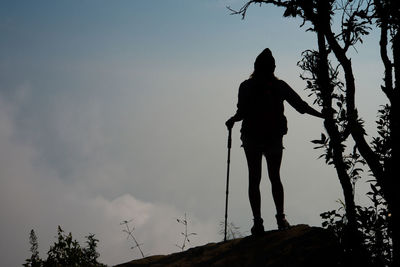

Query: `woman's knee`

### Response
(269, 174, 282, 186)
(248, 164, 262, 183)
(249, 173, 261, 186)
(248, 182, 261, 196)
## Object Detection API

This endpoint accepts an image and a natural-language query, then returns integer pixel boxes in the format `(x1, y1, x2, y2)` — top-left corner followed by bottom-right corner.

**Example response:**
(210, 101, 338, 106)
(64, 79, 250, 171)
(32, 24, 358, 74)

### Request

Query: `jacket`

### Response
(234, 78, 309, 147)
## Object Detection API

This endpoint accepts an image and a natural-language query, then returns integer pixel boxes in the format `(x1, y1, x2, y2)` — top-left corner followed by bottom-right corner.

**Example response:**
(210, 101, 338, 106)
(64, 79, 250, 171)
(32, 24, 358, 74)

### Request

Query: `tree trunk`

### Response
(315, 1, 361, 256)
(389, 28, 400, 267)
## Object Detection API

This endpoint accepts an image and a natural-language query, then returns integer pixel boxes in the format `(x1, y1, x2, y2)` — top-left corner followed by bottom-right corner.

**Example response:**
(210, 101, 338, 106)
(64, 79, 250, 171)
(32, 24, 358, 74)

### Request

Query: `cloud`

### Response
(0, 88, 219, 266)
(0, 66, 346, 266)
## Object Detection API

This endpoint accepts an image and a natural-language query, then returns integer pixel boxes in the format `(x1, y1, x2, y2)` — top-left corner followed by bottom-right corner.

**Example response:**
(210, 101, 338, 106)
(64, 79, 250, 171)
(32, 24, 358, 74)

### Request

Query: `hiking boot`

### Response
(251, 217, 265, 236)
(276, 214, 290, 230)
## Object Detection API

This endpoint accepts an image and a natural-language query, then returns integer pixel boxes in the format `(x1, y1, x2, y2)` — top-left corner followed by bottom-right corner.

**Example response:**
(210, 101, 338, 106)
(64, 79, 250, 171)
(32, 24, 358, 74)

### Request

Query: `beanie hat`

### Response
(254, 48, 275, 74)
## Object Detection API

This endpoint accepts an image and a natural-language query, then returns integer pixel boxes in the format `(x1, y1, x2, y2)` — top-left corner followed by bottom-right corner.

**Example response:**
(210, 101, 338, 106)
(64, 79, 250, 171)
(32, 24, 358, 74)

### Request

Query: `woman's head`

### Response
(252, 48, 276, 78)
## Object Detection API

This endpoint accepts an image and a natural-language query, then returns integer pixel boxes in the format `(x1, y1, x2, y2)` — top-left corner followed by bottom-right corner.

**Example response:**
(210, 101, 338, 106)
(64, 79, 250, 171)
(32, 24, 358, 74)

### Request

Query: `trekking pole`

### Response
(224, 128, 232, 242)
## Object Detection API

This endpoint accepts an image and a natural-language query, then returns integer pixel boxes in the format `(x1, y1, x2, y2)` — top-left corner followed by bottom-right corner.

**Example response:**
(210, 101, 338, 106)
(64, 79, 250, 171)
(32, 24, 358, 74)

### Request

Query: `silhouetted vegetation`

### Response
(24, 230, 42, 267)
(219, 221, 243, 240)
(24, 226, 106, 267)
(230, 0, 399, 266)
(321, 182, 391, 266)
(320, 103, 393, 266)
(120, 219, 146, 258)
(175, 213, 197, 251)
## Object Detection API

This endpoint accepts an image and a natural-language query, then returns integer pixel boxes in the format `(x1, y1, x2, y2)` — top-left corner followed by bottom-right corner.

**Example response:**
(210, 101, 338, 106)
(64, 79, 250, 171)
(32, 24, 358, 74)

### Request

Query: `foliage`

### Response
(321, 181, 392, 267)
(23, 226, 106, 267)
(24, 230, 42, 267)
(371, 104, 392, 167)
(320, 103, 394, 266)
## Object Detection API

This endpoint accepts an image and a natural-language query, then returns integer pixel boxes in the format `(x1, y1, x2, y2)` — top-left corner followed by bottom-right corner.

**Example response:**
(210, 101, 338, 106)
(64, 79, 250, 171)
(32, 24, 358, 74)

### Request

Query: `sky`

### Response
(0, 0, 388, 266)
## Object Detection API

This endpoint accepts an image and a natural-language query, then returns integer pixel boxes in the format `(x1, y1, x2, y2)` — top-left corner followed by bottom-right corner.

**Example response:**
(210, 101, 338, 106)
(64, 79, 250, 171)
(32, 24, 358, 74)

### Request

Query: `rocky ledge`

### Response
(115, 224, 340, 267)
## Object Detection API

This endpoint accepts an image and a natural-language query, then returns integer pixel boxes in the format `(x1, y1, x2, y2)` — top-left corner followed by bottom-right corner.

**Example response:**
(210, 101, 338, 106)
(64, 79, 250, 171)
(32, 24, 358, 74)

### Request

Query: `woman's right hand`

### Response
(225, 117, 235, 130)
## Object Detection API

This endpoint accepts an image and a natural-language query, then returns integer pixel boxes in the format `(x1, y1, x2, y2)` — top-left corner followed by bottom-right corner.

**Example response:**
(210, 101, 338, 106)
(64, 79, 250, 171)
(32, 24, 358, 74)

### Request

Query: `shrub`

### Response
(24, 226, 106, 267)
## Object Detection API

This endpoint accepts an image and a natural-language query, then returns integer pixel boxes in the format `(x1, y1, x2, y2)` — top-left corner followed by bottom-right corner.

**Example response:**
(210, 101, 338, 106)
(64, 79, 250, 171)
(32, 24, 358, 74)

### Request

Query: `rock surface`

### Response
(115, 224, 340, 267)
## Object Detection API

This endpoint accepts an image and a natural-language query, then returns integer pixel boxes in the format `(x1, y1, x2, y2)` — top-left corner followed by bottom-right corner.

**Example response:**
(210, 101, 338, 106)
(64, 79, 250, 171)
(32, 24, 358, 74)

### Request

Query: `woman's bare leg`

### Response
(265, 148, 284, 215)
(244, 147, 263, 219)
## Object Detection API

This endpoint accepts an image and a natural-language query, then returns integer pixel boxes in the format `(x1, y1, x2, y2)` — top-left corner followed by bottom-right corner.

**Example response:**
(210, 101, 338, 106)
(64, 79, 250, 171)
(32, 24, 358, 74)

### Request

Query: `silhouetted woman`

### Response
(226, 48, 323, 235)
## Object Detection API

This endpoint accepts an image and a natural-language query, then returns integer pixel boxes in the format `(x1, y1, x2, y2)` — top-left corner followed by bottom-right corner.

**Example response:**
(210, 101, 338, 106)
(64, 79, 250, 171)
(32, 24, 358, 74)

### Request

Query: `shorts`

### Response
(242, 135, 284, 157)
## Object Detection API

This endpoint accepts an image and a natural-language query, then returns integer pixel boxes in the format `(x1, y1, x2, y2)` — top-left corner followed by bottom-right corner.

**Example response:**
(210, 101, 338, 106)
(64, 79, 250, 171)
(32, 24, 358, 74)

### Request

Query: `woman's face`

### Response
(260, 62, 275, 75)
(255, 55, 275, 74)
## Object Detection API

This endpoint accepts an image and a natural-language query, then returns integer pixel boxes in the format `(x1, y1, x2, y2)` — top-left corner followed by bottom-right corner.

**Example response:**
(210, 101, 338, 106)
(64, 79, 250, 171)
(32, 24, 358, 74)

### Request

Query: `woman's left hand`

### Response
(225, 117, 235, 130)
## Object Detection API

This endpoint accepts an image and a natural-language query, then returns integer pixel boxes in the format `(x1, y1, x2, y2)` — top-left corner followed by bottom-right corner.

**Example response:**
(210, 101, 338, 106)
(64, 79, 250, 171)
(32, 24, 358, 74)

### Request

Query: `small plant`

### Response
(219, 221, 242, 241)
(175, 213, 197, 251)
(23, 226, 105, 267)
(23, 230, 42, 267)
(120, 219, 145, 258)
